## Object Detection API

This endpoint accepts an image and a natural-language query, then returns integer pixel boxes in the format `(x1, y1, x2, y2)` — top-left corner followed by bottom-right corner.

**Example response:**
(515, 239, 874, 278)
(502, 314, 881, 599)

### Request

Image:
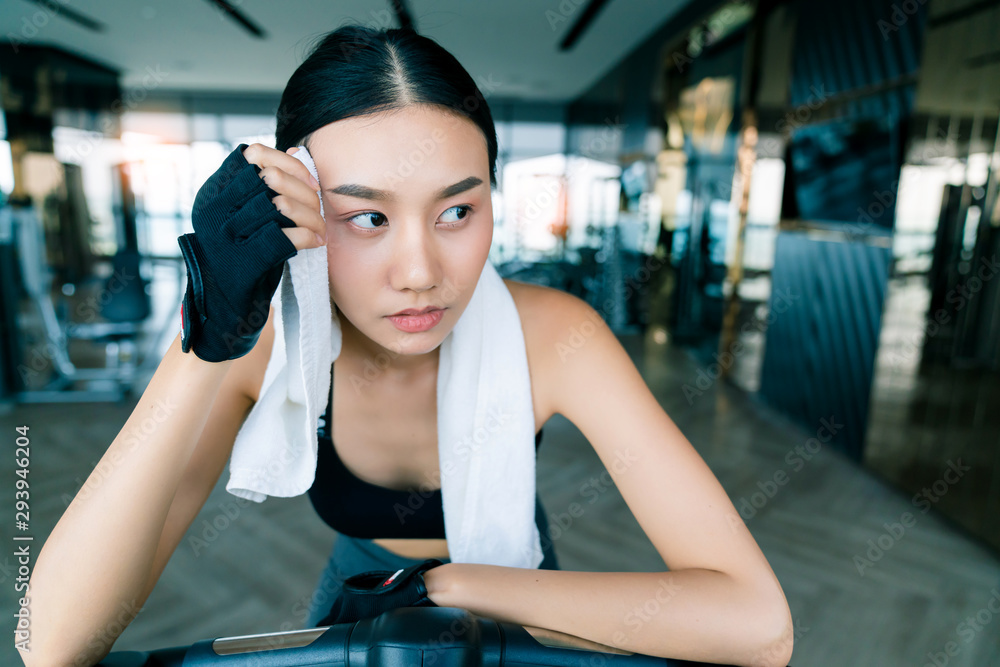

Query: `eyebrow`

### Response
(326, 176, 484, 202)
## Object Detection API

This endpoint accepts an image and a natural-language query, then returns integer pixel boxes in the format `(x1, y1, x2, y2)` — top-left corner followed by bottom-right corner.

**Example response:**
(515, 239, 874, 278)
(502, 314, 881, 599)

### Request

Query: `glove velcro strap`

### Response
(178, 233, 204, 355)
(190, 309, 264, 362)
(178, 232, 269, 362)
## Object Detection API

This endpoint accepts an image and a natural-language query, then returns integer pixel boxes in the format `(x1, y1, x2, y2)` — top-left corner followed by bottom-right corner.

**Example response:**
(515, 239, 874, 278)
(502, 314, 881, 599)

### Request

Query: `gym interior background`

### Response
(1, 0, 999, 665)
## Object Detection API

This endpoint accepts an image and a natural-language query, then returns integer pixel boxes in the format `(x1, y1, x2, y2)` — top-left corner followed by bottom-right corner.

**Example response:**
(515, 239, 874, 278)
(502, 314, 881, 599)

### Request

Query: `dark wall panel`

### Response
(759, 232, 892, 461)
(784, 0, 927, 227)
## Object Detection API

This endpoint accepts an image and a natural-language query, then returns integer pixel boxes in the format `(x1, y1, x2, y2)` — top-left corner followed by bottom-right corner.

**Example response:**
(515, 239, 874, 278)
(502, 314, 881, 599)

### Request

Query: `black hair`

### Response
(275, 24, 498, 187)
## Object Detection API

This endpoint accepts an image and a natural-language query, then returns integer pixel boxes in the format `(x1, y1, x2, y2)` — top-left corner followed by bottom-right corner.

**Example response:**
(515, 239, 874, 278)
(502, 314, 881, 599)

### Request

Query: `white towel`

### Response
(226, 145, 544, 569)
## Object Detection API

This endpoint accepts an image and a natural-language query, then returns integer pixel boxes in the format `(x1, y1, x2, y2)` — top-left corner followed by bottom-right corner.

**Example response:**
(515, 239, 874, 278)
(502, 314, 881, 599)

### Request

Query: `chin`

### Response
(371, 319, 448, 352)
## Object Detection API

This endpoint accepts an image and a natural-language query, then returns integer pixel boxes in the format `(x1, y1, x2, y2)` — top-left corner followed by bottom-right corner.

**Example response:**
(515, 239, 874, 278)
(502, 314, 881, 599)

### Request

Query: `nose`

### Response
(388, 216, 442, 294)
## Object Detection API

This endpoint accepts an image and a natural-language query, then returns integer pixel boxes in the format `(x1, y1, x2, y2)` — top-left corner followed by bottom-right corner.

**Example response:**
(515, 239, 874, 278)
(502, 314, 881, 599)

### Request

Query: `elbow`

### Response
(748, 602, 795, 667)
(16, 635, 110, 667)
(18, 644, 67, 667)
(20, 647, 108, 667)
(758, 631, 793, 667)
(17, 645, 58, 667)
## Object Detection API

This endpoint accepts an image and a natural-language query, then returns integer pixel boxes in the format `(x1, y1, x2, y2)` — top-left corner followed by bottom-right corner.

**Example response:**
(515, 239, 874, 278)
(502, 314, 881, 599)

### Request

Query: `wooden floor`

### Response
(3, 327, 999, 666)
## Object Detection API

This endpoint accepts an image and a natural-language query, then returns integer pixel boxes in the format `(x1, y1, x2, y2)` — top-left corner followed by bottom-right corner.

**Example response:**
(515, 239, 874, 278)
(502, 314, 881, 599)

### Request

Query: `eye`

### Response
(348, 211, 388, 230)
(440, 205, 472, 224)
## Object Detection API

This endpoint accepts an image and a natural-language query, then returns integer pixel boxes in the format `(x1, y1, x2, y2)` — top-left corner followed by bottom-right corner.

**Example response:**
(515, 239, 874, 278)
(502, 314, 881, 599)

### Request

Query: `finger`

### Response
(272, 194, 326, 241)
(244, 143, 319, 190)
(259, 165, 321, 215)
(281, 225, 327, 252)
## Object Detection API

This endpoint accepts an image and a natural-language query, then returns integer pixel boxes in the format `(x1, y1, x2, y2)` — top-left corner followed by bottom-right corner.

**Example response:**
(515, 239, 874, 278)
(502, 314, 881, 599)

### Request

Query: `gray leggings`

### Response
(304, 495, 562, 627)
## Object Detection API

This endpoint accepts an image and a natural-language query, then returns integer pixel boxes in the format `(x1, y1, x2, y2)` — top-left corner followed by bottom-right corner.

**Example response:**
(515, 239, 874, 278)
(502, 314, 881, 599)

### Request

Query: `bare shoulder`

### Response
(503, 278, 604, 423)
(502, 277, 603, 353)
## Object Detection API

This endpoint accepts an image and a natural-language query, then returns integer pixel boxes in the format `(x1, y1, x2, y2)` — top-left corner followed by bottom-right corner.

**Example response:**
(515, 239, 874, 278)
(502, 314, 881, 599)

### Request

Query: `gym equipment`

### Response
(94, 605, 766, 666)
(0, 197, 170, 403)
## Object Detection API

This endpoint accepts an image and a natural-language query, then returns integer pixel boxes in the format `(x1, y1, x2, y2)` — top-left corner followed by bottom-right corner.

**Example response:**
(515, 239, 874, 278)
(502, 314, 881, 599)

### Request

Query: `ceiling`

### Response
(1, 0, 693, 103)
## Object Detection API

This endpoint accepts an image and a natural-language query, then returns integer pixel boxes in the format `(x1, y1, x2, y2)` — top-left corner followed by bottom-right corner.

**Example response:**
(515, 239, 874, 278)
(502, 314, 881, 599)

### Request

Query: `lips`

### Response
(387, 308, 445, 333)
(389, 307, 442, 317)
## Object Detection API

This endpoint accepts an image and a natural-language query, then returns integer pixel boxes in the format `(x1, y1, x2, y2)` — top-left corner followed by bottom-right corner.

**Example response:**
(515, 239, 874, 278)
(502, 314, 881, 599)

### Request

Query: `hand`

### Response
(316, 558, 446, 627)
(177, 142, 326, 362)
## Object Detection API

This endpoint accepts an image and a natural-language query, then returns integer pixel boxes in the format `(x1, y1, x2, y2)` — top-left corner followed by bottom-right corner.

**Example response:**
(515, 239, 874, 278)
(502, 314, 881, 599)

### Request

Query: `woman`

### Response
(22, 25, 793, 667)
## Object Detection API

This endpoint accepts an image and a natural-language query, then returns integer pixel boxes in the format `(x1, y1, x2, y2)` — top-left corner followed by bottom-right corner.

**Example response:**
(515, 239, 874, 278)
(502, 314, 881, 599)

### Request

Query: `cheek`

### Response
(471, 206, 494, 254)
(450, 214, 494, 289)
(326, 246, 369, 303)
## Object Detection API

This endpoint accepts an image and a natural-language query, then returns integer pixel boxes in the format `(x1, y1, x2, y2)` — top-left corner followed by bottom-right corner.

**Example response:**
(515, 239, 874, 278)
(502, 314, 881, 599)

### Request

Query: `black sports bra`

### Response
(306, 362, 544, 539)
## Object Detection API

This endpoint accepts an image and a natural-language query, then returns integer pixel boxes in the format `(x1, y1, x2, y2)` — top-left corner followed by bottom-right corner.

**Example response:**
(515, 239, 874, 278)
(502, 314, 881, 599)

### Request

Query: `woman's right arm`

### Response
(19, 300, 277, 666)
(19, 142, 322, 666)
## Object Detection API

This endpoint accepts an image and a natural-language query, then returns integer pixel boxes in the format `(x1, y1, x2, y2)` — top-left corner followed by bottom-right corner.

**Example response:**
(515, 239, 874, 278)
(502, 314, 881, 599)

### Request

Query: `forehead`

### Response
(307, 105, 488, 188)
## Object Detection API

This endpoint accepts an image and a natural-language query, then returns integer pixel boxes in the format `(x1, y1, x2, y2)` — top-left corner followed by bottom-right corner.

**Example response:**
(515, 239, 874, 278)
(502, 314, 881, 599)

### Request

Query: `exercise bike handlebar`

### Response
(94, 606, 763, 666)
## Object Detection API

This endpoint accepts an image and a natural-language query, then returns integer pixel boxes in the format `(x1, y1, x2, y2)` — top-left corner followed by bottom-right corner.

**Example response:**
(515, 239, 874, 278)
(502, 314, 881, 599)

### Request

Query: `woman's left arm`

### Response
(425, 287, 794, 667)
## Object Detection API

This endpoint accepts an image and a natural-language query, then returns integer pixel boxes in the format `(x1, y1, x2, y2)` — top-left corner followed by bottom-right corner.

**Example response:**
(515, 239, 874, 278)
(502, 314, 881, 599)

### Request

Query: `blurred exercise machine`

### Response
(0, 161, 176, 404)
(94, 605, 780, 666)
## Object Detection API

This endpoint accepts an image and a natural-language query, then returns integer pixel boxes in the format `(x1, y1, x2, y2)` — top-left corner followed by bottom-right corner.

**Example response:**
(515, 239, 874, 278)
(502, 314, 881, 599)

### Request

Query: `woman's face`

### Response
(307, 104, 494, 369)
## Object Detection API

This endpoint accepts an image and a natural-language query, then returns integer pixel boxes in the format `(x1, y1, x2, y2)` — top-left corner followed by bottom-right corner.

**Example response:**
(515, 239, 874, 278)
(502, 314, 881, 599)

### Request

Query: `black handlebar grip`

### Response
(95, 606, 780, 666)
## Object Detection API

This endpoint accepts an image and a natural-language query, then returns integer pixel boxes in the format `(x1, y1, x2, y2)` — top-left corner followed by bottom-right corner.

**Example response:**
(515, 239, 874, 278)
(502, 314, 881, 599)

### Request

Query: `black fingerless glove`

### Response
(179, 143, 299, 362)
(316, 558, 445, 627)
